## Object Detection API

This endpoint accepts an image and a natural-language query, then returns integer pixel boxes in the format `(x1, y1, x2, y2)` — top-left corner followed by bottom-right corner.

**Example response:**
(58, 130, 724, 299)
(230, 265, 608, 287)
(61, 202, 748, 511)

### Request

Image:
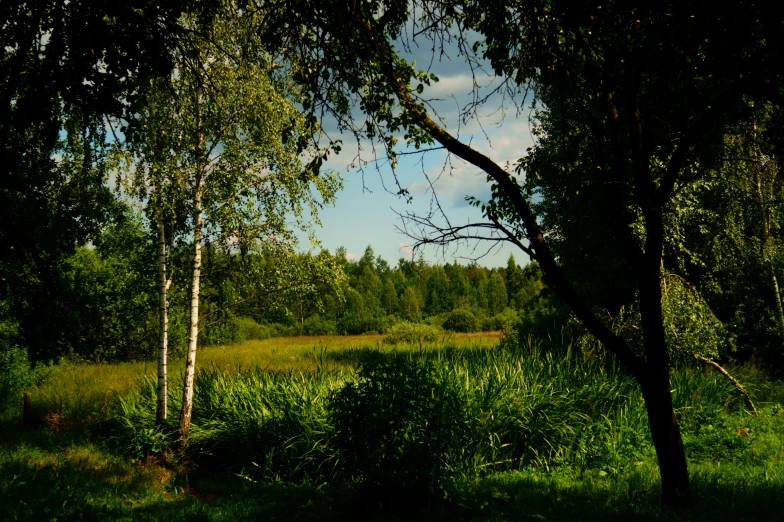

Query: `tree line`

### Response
(0, 202, 546, 364)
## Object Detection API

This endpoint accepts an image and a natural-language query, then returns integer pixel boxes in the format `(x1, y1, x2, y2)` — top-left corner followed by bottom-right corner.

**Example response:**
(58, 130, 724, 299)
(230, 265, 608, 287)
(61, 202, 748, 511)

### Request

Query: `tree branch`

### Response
(346, 9, 647, 379)
(693, 353, 758, 415)
(653, 83, 749, 207)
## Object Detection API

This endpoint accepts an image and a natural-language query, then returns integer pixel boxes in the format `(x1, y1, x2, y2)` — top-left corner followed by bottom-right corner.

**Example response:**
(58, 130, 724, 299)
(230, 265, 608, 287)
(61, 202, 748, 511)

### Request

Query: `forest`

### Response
(2, 0, 784, 520)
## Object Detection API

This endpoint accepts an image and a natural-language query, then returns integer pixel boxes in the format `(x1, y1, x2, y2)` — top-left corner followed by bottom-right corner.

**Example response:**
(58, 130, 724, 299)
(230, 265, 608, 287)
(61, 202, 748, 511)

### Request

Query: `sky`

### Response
(300, 28, 536, 268)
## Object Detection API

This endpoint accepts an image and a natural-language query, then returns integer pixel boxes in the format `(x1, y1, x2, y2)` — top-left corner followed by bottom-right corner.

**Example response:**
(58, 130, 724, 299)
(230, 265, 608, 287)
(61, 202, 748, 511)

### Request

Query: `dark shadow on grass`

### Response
(445, 471, 784, 522)
(3, 427, 783, 522)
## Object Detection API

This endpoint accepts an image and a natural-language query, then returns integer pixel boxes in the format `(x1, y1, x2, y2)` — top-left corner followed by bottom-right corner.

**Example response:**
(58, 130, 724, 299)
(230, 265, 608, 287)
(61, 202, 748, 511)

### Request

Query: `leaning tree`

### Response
(249, 0, 784, 506)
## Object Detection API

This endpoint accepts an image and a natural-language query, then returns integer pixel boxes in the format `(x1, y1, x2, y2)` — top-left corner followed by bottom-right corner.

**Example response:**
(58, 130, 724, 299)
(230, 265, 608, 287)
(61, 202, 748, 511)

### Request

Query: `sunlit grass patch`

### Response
(12, 333, 504, 425)
(0, 438, 183, 521)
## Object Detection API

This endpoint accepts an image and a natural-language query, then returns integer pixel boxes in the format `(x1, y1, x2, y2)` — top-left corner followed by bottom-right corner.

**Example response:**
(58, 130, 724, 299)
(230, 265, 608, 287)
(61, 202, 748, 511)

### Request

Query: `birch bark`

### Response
(155, 212, 169, 424)
(177, 183, 203, 445)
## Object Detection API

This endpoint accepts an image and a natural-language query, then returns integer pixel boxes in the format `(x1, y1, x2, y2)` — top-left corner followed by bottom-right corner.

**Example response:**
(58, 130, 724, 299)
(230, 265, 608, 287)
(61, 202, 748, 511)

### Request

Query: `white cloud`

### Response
(420, 73, 475, 99)
(345, 252, 357, 261)
(398, 241, 414, 258)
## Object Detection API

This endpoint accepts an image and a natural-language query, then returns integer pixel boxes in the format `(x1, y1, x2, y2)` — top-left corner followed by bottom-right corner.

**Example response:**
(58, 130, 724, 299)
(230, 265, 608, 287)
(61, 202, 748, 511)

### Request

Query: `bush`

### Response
(303, 315, 338, 336)
(200, 318, 243, 346)
(328, 354, 470, 509)
(232, 316, 273, 341)
(424, 313, 448, 329)
(486, 308, 522, 333)
(382, 322, 442, 344)
(443, 308, 480, 333)
(338, 312, 380, 335)
(0, 347, 34, 408)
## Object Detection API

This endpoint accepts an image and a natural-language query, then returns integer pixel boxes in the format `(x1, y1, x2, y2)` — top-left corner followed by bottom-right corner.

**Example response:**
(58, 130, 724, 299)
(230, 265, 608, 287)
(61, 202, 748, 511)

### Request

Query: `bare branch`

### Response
(693, 353, 758, 415)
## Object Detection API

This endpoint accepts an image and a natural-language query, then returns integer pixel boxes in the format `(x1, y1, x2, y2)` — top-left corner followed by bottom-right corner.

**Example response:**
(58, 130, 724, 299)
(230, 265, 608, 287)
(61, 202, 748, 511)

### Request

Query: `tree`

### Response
(486, 272, 508, 316)
(425, 266, 451, 315)
(0, 0, 185, 363)
(129, 2, 341, 446)
(399, 286, 424, 322)
(504, 255, 524, 309)
(663, 103, 784, 367)
(381, 278, 399, 315)
(259, 0, 784, 506)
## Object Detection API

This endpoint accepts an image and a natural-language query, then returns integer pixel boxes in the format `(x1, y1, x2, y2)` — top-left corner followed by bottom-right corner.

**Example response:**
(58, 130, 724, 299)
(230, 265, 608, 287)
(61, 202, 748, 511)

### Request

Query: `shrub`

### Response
(443, 308, 480, 333)
(303, 315, 338, 336)
(424, 313, 448, 329)
(200, 318, 243, 346)
(382, 322, 441, 344)
(487, 308, 522, 333)
(328, 354, 470, 509)
(232, 316, 273, 341)
(338, 312, 380, 335)
(0, 347, 34, 408)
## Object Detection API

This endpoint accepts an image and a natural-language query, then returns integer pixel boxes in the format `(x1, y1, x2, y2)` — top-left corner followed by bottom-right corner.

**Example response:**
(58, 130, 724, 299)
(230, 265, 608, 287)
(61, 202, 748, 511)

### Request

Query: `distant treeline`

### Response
(163, 226, 553, 352)
(198, 245, 544, 343)
(0, 208, 548, 365)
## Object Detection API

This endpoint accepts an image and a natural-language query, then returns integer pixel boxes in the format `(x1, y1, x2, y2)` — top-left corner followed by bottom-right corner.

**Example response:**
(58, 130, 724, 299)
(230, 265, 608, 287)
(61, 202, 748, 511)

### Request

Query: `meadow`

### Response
(2, 333, 783, 521)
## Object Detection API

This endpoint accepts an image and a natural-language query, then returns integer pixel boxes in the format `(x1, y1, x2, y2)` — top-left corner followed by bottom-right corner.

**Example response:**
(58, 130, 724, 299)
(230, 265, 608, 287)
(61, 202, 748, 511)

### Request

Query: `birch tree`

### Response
(124, 74, 189, 425)
(128, 3, 342, 442)
(173, 7, 340, 447)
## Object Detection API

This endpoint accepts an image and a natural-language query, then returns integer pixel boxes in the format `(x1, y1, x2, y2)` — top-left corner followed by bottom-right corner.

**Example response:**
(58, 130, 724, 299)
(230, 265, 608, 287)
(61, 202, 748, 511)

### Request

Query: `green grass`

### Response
(18, 332, 501, 428)
(1, 334, 783, 521)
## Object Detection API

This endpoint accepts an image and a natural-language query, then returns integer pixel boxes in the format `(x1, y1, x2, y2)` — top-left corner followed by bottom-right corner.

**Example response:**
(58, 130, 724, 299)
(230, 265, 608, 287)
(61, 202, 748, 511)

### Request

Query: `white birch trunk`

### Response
(177, 186, 203, 445)
(752, 111, 784, 345)
(771, 264, 784, 343)
(155, 214, 169, 425)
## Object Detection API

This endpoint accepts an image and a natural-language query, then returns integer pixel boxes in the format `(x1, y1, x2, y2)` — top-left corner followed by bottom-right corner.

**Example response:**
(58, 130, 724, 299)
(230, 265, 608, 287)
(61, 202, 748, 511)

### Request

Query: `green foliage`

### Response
(383, 322, 442, 344)
(0, 347, 33, 408)
(485, 308, 523, 334)
(328, 354, 470, 506)
(443, 307, 479, 333)
(303, 315, 338, 336)
(338, 312, 381, 335)
(486, 272, 508, 316)
(99, 340, 771, 490)
(662, 276, 731, 360)
(107, 368, 342, 482)
(13, 336, 782, 518)
(63, 211, 158, 361)
(1, 0, 184, 364)
(231, 317, 273, 342)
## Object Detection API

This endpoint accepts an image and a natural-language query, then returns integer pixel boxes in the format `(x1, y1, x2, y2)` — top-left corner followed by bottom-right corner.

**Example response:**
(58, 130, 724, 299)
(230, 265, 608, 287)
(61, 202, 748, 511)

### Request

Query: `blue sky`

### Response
(303, 30, 535, 268)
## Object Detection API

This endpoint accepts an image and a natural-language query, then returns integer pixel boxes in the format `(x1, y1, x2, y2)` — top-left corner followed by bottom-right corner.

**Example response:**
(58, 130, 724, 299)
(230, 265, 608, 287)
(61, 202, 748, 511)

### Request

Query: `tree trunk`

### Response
(640, 365, 690, 507)
(771, 262, 784, 345)
(751, 108, 784, 347)
(155, 214, 169, 425)
(637, 248, 690, 507)
(178, 187, 204, 447)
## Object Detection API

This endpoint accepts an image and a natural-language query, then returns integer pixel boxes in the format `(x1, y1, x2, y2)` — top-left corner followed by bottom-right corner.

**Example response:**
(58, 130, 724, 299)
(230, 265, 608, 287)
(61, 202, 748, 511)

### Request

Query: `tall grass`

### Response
(16, 333, 501, 426)
(104, 341, 766, 497)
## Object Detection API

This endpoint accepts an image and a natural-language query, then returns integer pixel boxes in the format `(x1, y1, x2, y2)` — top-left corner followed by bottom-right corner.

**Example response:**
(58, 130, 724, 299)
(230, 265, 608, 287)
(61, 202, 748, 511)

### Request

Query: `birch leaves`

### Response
(127, 4, 342, 440)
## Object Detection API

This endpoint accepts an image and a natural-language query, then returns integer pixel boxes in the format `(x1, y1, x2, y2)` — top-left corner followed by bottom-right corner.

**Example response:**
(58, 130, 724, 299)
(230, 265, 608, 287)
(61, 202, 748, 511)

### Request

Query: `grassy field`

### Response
(21, 332, 501, 426)
(2, 332, 783, 521)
